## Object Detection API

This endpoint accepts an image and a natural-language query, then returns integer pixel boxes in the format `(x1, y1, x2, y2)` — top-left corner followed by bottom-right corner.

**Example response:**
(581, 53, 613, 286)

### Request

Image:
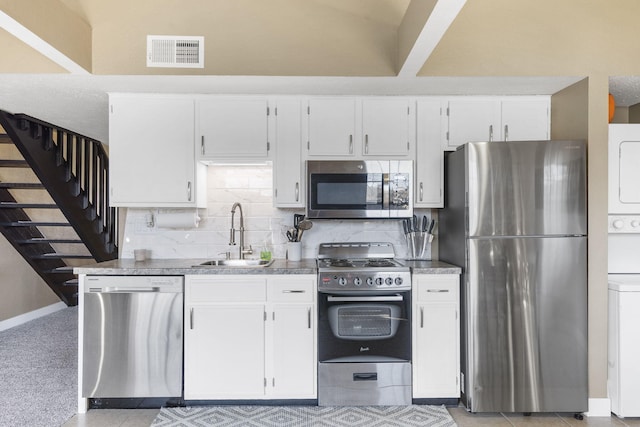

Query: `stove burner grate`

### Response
(364, 259, 396, 268)
(328, 259, 354, 268)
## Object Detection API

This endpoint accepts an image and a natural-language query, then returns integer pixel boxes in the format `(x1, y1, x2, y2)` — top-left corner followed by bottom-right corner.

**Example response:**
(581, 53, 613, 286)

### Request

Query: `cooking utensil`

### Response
(412, 215, 418, 234)
(422, 215, 428, 232)
(428, 219, 436, 234)
(286, 228, 298, 242)
(402, 219, 409, 235)
(296, 219, 313, 241)
(294, 214, 305, 229)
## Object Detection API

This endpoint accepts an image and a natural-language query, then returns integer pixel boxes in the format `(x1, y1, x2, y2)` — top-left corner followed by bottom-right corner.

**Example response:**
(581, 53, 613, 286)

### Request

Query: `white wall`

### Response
(120, 164, 434, 261)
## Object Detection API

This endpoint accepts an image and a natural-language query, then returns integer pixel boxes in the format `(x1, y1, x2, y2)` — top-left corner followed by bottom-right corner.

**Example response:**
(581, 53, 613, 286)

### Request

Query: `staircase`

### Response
(0, 110, 118, 306)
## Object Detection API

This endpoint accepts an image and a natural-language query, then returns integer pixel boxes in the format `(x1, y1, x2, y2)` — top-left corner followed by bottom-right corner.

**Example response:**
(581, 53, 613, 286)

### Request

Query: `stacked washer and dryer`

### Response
(608, 124, 640, 418)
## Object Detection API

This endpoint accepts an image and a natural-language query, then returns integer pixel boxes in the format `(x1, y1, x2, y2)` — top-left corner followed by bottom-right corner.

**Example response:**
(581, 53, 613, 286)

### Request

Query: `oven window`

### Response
(338, 307, 392, 337)
(329, 304, 401, 339)
(312, 173, 383, 209)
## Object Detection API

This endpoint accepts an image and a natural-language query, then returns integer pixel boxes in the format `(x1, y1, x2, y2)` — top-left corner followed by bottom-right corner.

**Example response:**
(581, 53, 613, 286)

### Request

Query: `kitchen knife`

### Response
(422, 215, 428, 232)
(412, 215, 418, 233)
(402, 219, 409, 235)
(428, 219, 436, 234)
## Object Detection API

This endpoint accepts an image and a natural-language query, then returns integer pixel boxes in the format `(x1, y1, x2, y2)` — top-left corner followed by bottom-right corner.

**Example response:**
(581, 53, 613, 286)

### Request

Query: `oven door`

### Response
(318, 292, 411, 362)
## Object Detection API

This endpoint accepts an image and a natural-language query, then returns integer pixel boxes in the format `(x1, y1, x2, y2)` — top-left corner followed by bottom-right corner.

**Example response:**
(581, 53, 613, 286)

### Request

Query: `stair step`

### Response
(16, 237, 83, 244)
(0, 202, 59, 209)
(0, 134, 12, 144)
(31, 253, 94, 260)
(0, 220, 71, 227)
(0, 159, 28, 168)
(63, 278, 79, 287)
(0, 183, 45, 189)
(45, 266, 75, 274)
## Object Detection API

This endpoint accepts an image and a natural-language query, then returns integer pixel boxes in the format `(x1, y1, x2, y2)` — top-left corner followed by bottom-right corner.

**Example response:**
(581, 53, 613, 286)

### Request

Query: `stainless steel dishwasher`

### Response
(82, 275, 183, 398)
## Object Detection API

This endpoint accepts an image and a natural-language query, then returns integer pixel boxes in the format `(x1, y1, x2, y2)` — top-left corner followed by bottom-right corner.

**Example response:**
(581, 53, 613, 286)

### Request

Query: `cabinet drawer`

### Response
(187, 277, 267, 303)
(415, 276, 458, 302)
(268, 277, 315, 302)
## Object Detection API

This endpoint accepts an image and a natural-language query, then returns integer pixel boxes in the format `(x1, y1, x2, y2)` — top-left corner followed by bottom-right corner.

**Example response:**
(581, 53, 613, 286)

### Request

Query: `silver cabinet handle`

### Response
(420, 306, 424, 328)
(190, 307, 194, 330)
(427, 289, 450, 293)
(201, 135, 205, 155)
(328, 295, 403, 302)
(283, 290, 305, 293)
(295, 182, 299, 202)
(307, 308, 311, 329)
(187, 181, 192, 201)
(365, 134, 369, 154)
(349, 135, 353, 154)
(504, 124, 509, 141)
(419, 182, 424, 202)
(489, 125, 494, 142)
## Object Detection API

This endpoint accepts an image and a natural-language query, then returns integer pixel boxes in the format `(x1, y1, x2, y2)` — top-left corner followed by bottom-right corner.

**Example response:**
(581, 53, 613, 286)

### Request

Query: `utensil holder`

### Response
(287, 241, 302, 261)
(405, 231, 433, 260)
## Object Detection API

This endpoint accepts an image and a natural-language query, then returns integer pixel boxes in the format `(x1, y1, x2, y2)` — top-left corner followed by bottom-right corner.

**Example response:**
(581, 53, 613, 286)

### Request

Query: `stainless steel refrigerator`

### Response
(439, 140, 588, 413)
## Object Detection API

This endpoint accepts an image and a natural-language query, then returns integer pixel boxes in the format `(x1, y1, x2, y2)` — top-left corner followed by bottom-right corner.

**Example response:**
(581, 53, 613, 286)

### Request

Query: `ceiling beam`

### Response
(397, 0, 467, 77)
(0, 1, 91, 74)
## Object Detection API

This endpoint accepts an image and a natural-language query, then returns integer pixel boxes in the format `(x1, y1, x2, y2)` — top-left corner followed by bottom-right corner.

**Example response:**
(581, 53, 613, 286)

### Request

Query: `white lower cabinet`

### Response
(412, 274, 460, 399)
(184, 275, 316, 400)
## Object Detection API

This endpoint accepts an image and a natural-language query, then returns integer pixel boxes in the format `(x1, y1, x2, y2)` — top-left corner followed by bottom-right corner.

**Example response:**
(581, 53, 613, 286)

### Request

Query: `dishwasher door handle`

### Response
(88, 287, 162, 293)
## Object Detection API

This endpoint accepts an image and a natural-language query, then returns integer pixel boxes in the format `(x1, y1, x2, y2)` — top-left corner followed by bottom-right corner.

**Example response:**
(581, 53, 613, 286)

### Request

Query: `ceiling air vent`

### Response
(147, 35, 204, 68)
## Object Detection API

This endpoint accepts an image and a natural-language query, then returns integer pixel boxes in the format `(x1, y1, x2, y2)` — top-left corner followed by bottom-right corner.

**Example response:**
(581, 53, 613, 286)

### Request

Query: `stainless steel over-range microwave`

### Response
(306, 160, 413, 219)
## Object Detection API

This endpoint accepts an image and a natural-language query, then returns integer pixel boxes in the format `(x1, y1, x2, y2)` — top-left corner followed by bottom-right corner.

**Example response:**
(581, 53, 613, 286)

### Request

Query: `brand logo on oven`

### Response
(360, 346, 370, 352)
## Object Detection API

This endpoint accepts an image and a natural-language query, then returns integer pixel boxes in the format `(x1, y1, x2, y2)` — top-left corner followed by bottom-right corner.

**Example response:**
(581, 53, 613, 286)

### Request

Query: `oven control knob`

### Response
(632, 220, 640, 228)
(366, 277, 375, 286)
(354, 277, 362, 286)
(395, 277, 403, 286)
(612, 219, 625, 230)
(338, 277, 347, 286)
(375, 277, 384, 286)
(385, 277, 393, 286)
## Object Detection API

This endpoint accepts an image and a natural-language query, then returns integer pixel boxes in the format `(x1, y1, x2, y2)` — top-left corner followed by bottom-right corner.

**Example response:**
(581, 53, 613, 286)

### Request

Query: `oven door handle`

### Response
(327, 295, 403, 302)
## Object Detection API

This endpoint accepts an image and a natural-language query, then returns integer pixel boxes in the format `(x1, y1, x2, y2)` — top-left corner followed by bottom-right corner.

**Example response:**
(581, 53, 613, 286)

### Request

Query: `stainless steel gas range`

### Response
(316, 242, 412, 406)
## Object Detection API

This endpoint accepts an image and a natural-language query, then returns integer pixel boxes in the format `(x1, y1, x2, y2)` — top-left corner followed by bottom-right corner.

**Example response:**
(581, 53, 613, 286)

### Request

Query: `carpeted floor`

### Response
(152, 405, 457, 427)
(0, 307, 77, 427)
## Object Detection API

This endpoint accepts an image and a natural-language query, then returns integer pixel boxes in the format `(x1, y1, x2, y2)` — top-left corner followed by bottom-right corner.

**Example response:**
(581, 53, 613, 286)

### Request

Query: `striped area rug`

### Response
(152, 405, 457, 427)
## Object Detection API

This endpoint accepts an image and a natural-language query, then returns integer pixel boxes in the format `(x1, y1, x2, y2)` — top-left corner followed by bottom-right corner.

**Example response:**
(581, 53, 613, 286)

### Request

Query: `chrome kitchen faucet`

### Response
(229, 202, 252, 259)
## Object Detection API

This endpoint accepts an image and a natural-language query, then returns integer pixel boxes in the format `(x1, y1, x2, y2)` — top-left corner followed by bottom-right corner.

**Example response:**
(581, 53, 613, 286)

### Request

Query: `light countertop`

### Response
(74, 258, 461, 275)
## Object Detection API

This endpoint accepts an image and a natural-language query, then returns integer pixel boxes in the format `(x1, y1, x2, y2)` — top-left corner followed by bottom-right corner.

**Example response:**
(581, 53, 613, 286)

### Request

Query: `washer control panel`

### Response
(609, 215, 640, 233)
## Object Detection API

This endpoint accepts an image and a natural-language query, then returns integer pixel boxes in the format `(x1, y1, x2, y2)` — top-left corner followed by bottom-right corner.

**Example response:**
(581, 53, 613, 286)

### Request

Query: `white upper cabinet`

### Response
(501, 98, 550, 141)
(307, 97, 356, 157)
(415, 99, 445, 208)
(446, 97, 502, 149)
(361, 98, 413, 156)
(306, 97, 414, 159)
(445, 96, 551, 150)
(197, 97, 270, 160)
(273, 98, 304, 207)
(108, 94, 205, 208)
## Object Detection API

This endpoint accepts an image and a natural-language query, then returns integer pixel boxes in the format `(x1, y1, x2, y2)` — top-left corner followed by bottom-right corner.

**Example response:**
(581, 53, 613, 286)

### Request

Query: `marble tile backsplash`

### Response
(120, 164, 435, 260)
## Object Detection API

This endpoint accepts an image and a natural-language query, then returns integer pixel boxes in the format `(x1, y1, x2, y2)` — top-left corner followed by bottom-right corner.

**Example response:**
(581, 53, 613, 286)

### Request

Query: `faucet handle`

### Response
(242, 245, 253, 255)
(218, 251, 231, 260)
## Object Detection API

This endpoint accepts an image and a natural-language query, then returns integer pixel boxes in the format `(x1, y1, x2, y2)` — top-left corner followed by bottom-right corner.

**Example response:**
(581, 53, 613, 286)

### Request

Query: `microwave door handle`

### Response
(327, 295, 403, 302)
(383, 173, 390, 211)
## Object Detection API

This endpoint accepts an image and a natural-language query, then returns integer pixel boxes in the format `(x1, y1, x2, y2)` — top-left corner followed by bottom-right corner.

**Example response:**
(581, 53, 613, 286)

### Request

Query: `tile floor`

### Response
(61, 407, 640, 427)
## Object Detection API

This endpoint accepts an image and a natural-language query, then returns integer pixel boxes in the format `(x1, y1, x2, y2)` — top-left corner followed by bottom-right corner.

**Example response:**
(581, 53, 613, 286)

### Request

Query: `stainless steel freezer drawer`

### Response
(82, 276, 183, 398)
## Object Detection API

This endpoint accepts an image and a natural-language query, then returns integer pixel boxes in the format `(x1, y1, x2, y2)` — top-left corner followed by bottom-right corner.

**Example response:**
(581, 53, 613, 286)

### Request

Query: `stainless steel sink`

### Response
(195, 259, 274, 267)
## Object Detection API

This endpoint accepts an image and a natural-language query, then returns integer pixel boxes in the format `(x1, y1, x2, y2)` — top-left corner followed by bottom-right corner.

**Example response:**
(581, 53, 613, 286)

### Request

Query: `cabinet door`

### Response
(413, 275, 460, 399)
(109, 96, 197, 207)
(197, 97, 269, 159)
(269, 303, 316, 398)
(362, 98, 412, 156)
(307, 98, 356, 156)
(446, 98, 501, 150)
(274, 99, 304, 207)
(414, 302, 459, 397)
(184, 304, 265, 399)
(501, 98, 550, 141)
(415, 99, 444, 207)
